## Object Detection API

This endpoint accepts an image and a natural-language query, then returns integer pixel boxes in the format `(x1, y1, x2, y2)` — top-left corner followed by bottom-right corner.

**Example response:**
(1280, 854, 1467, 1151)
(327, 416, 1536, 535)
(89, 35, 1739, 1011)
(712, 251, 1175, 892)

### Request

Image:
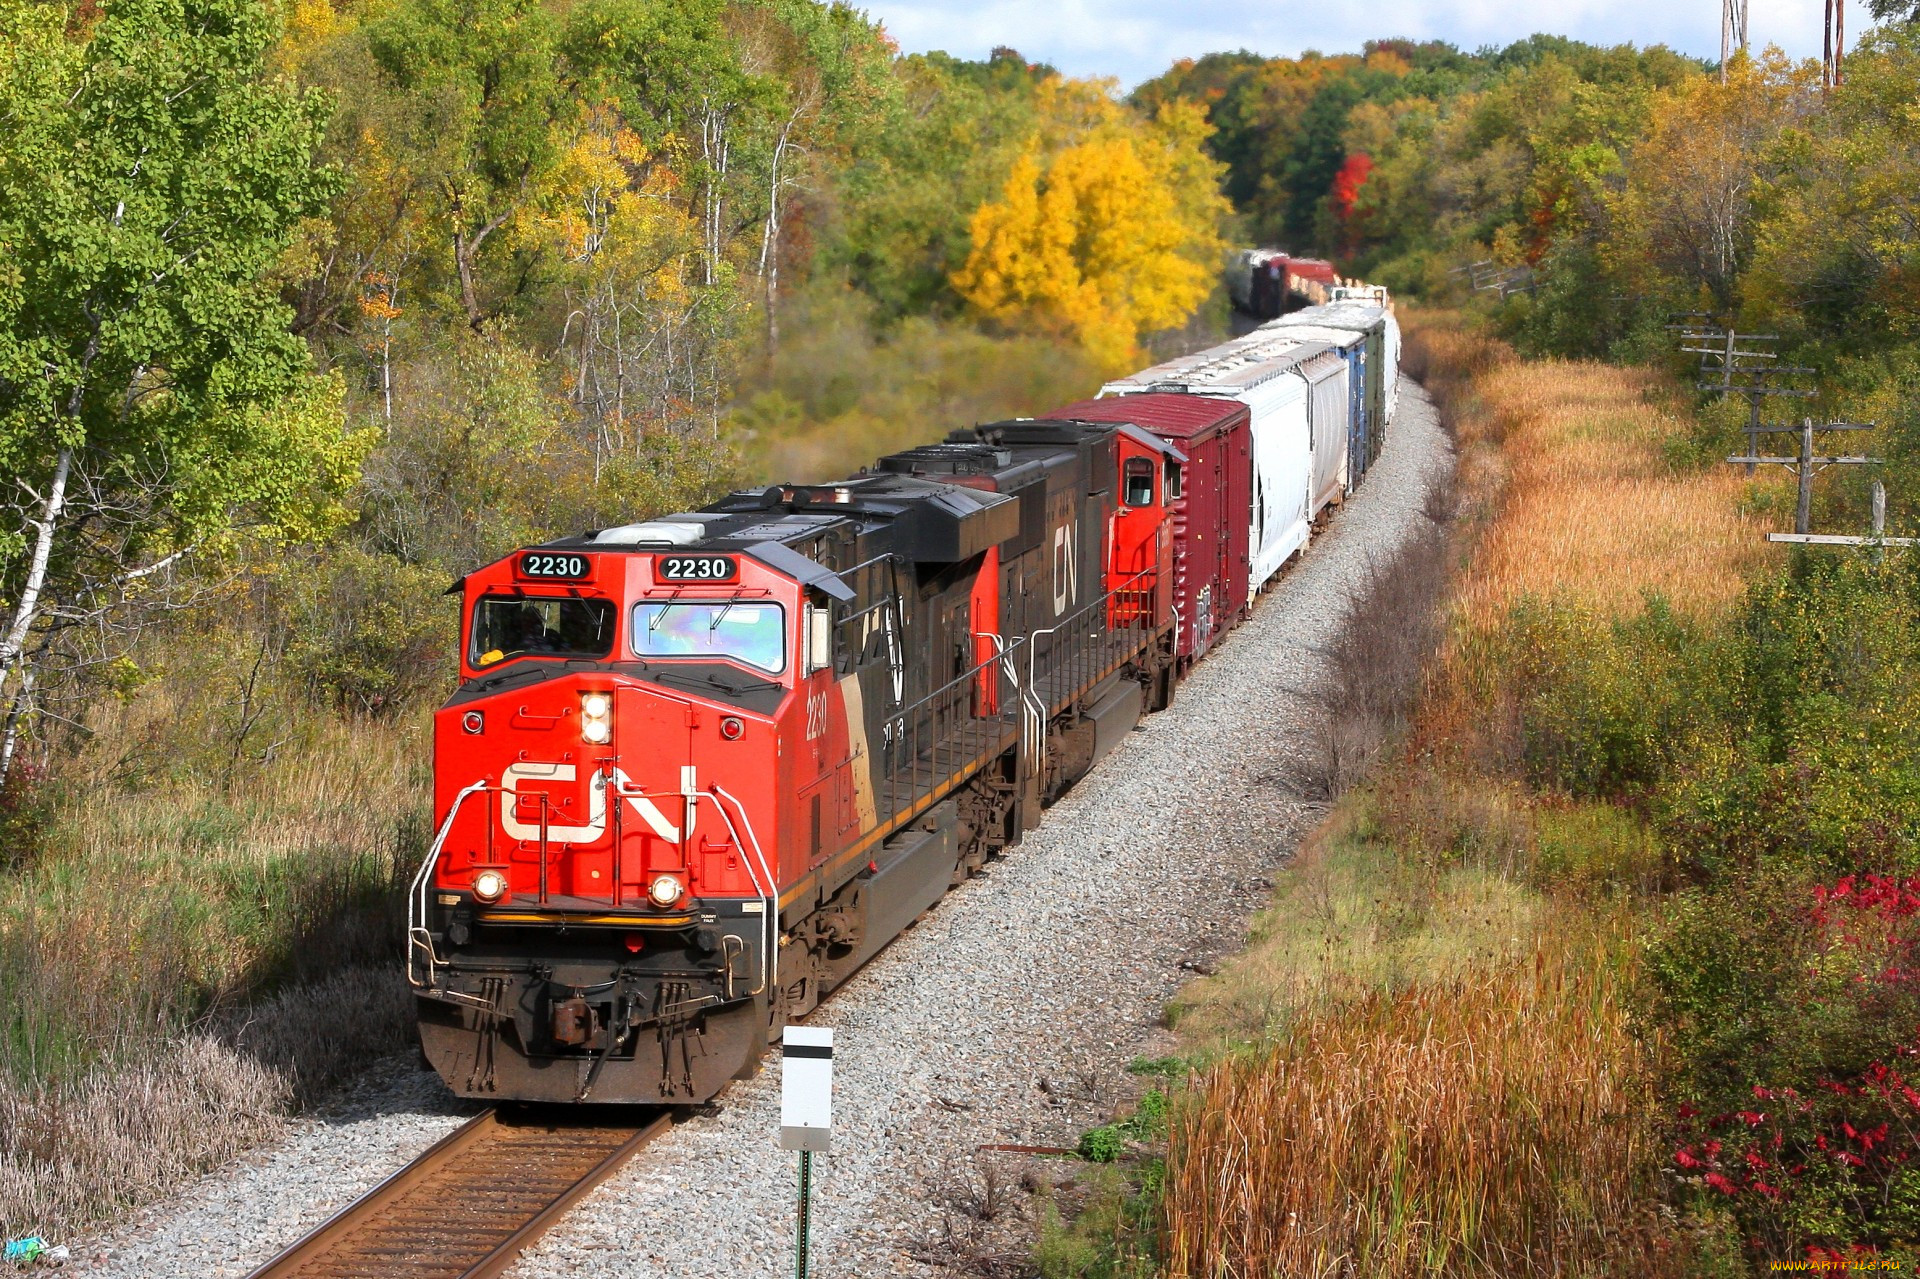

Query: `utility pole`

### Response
(1824, 0, 1846, 90)
(1727, 418, 1882, 536)
(1721, 0, 1749, 82)
(1671, 316, 1814, 473)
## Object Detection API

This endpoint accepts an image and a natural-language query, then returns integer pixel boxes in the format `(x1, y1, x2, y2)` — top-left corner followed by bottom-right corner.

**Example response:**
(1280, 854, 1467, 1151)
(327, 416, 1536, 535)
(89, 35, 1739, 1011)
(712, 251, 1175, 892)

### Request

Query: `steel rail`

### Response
(243, 1106, 672, 1279)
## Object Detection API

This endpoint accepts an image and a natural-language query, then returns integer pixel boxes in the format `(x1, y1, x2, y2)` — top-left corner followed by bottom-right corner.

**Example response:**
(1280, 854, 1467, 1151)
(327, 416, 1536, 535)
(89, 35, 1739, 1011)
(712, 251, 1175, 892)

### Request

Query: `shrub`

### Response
(1657, 553, 1920, 883)
(283, 548, 454, 717)
(0, 762, 53, 874)
(1656, 873, 1920, 1255)
(1499, 594, 1718, 804)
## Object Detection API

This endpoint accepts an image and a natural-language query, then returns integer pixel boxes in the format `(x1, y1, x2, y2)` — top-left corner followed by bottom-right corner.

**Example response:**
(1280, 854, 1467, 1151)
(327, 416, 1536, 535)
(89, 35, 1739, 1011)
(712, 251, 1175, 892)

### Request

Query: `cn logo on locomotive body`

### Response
(1051, 521, 1079, 617)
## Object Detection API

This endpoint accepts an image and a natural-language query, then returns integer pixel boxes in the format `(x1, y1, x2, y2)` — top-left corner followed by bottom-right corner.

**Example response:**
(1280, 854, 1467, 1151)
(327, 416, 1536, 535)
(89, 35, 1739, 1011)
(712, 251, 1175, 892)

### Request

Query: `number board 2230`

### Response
(518, 552, 591, 580)
(657, 554, 738, 583)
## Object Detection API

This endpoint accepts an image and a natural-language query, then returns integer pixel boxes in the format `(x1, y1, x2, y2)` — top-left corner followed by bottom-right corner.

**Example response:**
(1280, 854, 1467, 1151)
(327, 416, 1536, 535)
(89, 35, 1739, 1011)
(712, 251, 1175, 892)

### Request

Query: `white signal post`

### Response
(781, 1026, 834, 1278)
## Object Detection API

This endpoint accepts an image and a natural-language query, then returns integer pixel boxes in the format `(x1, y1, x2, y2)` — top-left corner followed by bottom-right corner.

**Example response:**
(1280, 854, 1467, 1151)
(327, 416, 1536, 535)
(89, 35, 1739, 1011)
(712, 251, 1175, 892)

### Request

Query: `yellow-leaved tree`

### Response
(952, 83, 1228, 372)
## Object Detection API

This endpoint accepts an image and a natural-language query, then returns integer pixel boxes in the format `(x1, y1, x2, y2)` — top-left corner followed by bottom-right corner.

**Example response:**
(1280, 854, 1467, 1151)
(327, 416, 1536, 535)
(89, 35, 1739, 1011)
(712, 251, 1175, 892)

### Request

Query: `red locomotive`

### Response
(410, 296, 1398, 1104)
(411, 419, 1181, 1102)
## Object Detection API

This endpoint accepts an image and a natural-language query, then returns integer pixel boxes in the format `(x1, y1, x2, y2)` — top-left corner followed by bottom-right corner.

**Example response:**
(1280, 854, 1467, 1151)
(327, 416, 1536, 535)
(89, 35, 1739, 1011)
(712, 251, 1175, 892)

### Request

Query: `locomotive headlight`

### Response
(581, 692, 612, 744)
(472, 869, 509, 903)
(648, 874, 684, 907)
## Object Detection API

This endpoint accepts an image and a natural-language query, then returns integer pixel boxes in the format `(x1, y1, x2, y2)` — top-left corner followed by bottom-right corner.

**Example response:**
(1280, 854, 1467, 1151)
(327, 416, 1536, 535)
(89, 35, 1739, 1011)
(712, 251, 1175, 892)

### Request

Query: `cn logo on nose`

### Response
(499, 762, 689, 844)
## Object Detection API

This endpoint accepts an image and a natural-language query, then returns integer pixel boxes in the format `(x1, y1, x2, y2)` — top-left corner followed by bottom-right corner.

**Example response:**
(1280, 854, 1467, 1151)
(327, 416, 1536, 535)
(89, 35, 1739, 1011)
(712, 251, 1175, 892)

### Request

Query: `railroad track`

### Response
(244, 1106, 672, 1279)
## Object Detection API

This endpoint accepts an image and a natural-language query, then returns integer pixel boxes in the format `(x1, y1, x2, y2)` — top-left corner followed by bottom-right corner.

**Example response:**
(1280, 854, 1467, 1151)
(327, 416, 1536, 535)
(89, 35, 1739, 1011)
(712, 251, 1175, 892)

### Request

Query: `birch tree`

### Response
(0, 0, 362, 778)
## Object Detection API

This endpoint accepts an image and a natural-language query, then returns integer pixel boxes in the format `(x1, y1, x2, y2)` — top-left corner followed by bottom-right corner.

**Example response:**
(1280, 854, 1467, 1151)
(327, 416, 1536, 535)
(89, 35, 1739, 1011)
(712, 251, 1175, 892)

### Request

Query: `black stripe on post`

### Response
(783, 1044, 833, 1059)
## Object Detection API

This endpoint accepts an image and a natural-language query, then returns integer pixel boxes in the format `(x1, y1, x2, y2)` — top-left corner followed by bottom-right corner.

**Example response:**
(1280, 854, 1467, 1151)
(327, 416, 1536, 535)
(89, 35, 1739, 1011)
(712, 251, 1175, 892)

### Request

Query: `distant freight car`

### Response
(1264, 300, 1402, 450)
(1226, 249, 1340, 318)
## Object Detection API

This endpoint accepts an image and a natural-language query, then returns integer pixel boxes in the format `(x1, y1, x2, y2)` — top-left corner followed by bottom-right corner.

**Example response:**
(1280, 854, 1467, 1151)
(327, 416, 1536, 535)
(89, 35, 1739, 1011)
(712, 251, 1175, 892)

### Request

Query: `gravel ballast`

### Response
(76, 381, 1449, 1279)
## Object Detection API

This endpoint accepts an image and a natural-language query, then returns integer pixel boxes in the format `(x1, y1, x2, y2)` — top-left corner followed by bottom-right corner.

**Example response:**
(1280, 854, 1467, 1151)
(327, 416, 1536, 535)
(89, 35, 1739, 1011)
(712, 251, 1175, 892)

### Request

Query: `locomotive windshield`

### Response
(471, 595, 616, 666)
(633, 601, 786, 673)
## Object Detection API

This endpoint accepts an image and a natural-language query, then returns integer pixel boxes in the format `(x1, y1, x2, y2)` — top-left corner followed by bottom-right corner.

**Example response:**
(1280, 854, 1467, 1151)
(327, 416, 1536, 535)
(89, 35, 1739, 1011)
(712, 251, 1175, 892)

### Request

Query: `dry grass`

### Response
(1164, 925, 1670, 1279)
(1167, 822, 1541, 1052)
(0, 690, 426, 1241)
(0, 1036, 288, 1241)
(1407, 314, 1778, 631)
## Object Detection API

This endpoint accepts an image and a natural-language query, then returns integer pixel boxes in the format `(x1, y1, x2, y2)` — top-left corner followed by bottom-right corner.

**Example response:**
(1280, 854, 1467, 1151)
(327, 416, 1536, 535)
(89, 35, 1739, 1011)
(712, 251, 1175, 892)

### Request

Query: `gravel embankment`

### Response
(76, 381, 1449, 1279)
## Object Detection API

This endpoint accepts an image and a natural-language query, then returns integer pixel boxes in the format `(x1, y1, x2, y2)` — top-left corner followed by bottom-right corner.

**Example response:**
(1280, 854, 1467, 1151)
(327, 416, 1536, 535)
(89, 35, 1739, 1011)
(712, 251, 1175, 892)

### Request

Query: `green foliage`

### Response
(1662, 555, 1920, 881)
(1033, 1163, 1162, 1279)
(1496, 549, 1920, 1252)
(0, 0, 353, 533)
(1501, 595, 1719, 804)
(1505, 557, 1920, 883)
(283, 547, 452, 715)
(0, 0, 366, 774)
(1078, 1090, 1172, 1163)
(1077, 1123, 1126, 1164)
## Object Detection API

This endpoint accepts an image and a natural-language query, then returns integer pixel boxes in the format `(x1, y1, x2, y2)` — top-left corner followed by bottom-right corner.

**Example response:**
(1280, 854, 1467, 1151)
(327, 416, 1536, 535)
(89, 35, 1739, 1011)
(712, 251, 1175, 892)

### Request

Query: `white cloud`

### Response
(863, 0, 1864, 88)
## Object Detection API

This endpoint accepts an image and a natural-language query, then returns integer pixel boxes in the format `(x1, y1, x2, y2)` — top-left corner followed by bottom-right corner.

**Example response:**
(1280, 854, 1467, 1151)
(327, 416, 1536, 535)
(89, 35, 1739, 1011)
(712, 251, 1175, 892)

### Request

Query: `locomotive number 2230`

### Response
(518, 553, 591, 580)
(657, 555, 738, 582)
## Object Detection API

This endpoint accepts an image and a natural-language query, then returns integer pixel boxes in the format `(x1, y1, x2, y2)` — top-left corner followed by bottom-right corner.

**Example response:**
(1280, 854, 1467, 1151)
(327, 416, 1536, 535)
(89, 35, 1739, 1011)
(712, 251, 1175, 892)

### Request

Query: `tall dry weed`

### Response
(1400, 311, 1777, 773)
(0, 1036, 287, 1242)
(1404, 313, 1776, 631)
(1164, 932, 1669, 1278)
(0, 692, 426, 1240)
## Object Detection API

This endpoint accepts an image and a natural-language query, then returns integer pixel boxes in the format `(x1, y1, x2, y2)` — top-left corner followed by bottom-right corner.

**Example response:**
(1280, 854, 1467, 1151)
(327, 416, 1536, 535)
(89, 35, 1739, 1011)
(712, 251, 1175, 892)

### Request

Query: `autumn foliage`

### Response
(951, 86, 1227, 372)
(1667, 876, 1920, 1254)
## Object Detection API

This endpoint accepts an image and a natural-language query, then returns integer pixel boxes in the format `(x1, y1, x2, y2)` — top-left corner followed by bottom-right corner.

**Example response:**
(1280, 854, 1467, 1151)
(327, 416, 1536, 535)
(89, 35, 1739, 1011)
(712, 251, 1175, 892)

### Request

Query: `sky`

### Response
(862, 0, 1867, 89)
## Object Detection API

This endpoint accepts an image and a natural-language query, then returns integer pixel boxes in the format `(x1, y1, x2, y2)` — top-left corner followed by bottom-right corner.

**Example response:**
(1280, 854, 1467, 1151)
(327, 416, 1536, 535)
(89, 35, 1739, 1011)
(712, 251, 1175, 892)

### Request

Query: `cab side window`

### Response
(1124, 458, 1156, 508)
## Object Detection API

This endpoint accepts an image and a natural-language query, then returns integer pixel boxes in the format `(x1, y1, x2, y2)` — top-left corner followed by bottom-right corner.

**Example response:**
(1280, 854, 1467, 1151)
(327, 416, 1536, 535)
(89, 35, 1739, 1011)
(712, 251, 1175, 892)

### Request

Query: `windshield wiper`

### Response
(654, 668, 779, 697)
(474, 663, 552, 693)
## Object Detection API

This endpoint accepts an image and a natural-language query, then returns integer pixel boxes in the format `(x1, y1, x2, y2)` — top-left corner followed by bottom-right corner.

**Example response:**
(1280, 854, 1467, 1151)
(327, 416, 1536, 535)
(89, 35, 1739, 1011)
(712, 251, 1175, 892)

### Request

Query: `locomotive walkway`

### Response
(77, 380, 1449, 1279)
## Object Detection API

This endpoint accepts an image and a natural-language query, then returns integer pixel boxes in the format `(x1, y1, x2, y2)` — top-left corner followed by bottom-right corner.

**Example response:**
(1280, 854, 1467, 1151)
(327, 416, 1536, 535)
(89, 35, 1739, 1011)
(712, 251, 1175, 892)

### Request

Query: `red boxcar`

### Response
(1052, 394, 1253, 665)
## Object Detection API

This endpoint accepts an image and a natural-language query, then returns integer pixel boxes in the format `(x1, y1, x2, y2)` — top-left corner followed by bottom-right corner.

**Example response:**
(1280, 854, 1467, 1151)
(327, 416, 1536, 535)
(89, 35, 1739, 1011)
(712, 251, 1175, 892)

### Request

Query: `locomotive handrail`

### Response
(708, 785, 780, 1002)
(412, 776, 781, 1005)
(872, 635, 1025, 830)
(408, 780, 492, 991)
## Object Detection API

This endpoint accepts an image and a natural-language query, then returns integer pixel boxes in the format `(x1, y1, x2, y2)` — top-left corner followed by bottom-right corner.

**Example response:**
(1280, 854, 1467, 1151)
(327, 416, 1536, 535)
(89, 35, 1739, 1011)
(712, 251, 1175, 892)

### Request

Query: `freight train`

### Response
(1225, 248, 1339, 318)
(407, 297, 1402, 1104)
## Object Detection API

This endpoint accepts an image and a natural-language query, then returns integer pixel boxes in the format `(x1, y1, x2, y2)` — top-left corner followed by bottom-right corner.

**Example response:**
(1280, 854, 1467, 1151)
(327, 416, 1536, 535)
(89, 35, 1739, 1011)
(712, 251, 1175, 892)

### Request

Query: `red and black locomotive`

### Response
(411, 418, 1182, 1102)
(411, 295, 1399, 1105)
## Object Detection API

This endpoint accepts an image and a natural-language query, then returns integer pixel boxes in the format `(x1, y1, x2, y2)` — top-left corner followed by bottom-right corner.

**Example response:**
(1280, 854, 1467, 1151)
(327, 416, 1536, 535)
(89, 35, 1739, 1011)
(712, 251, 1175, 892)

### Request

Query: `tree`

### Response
(1609, 51, 1816, 311)
(0, 0, 362, 777)
(364, 0, 574, 330)
(1744, 28, 1920, 345)
(952, 89, 1228, 372)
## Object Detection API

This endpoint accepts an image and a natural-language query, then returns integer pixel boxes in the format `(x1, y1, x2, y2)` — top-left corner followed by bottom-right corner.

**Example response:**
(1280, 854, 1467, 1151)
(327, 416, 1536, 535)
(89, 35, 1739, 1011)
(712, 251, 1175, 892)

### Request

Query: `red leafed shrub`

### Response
(1330, 152, 1373, 254)
(1665, 875, 1920, 1254)
(1330, 152, 1374, 221)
